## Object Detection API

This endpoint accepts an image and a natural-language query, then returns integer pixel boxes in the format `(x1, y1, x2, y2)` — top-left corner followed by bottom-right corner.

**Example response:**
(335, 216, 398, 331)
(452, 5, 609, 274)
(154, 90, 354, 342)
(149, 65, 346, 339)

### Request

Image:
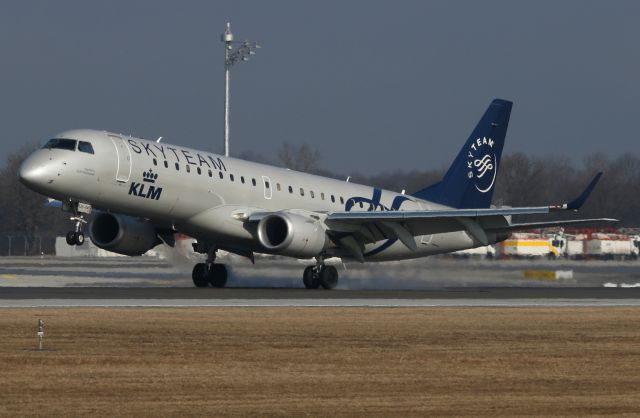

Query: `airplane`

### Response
(18, 99, 615, 289)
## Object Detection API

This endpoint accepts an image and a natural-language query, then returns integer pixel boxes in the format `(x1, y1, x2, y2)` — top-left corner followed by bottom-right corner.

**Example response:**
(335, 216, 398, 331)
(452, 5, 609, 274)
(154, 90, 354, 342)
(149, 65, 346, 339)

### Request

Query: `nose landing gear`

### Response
(65, 229, 85, 246)
(64, 202, 88, 246)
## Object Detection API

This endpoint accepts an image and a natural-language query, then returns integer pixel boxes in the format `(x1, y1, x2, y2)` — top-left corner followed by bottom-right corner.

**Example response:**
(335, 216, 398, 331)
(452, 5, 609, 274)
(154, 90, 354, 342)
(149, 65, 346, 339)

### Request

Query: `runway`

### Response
(2, 287, 640, 307)
(2, 256, 640, 307)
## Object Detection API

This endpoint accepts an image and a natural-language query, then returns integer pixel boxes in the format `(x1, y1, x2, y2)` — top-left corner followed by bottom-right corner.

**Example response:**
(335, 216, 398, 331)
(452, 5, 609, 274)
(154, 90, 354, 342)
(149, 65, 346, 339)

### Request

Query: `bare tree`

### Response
(277, 142, 322, 173)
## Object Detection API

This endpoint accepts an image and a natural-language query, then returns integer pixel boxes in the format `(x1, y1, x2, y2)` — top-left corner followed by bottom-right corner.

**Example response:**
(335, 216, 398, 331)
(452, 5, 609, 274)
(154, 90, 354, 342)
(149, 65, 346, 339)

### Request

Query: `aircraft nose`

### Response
(18, 154, 52, 188)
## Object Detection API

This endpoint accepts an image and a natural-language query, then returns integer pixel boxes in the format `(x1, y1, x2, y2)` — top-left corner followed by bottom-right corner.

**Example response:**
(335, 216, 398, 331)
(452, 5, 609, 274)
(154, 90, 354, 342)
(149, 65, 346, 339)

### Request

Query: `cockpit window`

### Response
(78, 141, 94, 154)
(42, 138, 77, 151)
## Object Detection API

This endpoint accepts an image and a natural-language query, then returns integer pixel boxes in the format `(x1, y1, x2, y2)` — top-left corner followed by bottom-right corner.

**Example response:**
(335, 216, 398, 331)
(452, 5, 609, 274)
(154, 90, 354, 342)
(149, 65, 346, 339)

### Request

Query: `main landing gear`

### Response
(303, 256, 338, 290)
(191, 246, 228, 288)
(65, 202, 87, 246)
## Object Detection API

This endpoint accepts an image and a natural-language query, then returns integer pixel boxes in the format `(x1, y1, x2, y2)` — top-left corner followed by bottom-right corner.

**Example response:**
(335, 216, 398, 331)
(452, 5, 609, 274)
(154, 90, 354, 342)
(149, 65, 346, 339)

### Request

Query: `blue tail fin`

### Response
(412, 99, 512, 208)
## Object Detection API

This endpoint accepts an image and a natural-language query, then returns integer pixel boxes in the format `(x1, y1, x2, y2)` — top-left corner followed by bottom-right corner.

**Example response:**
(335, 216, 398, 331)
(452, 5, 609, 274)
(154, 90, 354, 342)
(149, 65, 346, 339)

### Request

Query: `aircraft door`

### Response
(262, 176, 272, 200)
(109, 135, 132, 183)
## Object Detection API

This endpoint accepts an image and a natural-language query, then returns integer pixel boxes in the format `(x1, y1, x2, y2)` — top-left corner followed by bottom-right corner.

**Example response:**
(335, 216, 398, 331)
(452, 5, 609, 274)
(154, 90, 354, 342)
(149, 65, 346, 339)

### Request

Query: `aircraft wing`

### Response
(325, 208, 615, 257)
(329, 171, 605, 223)
(321, 173, 615, 258)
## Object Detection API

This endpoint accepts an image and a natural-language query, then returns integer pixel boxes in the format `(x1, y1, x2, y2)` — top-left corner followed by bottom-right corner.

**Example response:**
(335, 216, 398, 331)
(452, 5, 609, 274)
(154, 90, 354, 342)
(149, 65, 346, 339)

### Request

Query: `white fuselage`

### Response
(19, 129, 482, 261)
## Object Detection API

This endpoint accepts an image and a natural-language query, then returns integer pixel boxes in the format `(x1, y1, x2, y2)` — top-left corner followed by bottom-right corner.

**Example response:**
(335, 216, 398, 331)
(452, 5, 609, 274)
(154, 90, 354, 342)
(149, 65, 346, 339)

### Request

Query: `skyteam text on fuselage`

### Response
(19, 99, 615, 289)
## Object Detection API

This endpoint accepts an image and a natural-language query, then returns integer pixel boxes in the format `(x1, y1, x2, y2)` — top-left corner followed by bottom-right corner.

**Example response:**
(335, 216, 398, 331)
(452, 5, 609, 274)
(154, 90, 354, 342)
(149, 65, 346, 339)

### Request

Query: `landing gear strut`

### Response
(65, 202, 86, 246)
(191, 245, 228, 288)
(303, 256, 338, 290)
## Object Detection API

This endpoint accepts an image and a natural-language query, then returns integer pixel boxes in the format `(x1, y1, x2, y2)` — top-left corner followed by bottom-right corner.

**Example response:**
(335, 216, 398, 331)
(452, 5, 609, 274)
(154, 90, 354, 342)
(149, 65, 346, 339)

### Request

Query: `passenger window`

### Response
(152, 158, 157, 166)
(78, 141, 95, 154)
(164, 161, 168, 168)
(241, 176, 245, 184)
(288, 186, 293, 194)
(265, 181, 270, 189)
(321, 192, 325, 200)
(186, 165, 191, 173)
(219, 172, 224, 179)
(208, 169, 212, 177)
(277, 183, 281, 192)
(359, 202, 363, 209)
(175, 163, 180, 171)
(331, 195, 335, 203)
(340, 197, 344, 204)
(300, 188, 305, 196)
(310, 191, 315, 199)
(230, 174, 234, 182)
(197, 167, 201, 175)
(252, 178, 257, 186)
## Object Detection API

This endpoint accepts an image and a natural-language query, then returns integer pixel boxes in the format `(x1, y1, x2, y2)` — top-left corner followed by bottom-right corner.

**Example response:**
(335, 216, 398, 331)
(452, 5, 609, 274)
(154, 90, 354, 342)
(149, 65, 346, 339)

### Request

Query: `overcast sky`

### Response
(1, 1, 638, 174)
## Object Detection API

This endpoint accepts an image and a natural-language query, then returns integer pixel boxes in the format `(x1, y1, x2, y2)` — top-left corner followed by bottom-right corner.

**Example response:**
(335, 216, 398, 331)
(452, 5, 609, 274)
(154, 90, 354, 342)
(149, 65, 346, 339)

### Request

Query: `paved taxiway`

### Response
(2, 287, 640, 307)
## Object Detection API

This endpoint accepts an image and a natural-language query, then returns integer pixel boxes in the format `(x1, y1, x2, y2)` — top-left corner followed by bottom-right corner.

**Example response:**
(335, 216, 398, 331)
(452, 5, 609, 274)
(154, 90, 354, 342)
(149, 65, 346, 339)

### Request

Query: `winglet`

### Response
(564, 172, 603, 211)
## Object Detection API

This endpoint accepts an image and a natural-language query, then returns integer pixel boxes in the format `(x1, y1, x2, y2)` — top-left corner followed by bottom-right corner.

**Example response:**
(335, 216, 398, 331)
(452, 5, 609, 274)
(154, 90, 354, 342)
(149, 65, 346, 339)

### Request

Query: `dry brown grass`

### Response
(1, 308, 640, 417)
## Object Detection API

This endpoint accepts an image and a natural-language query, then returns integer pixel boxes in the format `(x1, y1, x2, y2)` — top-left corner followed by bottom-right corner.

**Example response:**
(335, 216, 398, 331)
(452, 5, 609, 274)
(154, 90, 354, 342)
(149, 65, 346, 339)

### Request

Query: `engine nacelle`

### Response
(257, 212, 329, 258)
(88, 212, 159, 256)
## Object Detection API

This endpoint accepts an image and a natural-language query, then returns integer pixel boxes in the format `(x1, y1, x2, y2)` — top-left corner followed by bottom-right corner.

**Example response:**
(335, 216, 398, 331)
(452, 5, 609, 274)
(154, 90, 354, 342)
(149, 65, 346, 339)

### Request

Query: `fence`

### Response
(0, 235, 58, 256)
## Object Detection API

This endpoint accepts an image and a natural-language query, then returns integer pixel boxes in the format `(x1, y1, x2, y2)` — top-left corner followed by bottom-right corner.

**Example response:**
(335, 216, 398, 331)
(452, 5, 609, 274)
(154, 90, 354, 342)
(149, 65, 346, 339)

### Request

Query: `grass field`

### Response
(1, 308, 640, 417)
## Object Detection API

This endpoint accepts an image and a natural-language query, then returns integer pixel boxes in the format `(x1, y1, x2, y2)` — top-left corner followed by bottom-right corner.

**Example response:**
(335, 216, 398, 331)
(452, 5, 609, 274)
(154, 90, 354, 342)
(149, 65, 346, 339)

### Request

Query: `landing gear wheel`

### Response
(207, 264, 228, 288)
(319, 265, 338, 290)
(65, 201, 88, 247)
(303, 266, 320, 289)
(66, 231, 76, 246)
(192, 263, 209, 287)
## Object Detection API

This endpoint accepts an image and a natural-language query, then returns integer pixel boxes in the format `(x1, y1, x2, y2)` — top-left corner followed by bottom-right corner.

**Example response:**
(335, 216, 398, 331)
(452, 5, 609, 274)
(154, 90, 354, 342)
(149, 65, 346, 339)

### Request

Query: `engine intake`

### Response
(89, 212, 159, 256)
(257, 212, 328, 258)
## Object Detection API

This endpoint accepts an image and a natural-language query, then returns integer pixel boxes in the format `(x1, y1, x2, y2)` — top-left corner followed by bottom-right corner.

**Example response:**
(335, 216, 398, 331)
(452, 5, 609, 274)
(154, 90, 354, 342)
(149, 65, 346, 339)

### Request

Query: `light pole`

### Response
(221, 22, 260, 157)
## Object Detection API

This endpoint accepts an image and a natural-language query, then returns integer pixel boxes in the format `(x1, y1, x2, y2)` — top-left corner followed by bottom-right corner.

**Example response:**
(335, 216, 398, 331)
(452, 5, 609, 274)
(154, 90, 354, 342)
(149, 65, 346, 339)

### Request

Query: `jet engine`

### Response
(257, 212, 329, 258)
(88, 212, 160, 256)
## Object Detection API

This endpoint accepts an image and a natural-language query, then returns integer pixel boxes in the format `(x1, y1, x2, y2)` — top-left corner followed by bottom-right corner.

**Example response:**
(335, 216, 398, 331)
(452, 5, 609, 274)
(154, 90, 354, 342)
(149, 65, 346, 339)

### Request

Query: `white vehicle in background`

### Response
(586, 233, 640, 260)
(500, 232, 562, 258)
(550, 232, 586, 259)
(564, 238, 586, 259)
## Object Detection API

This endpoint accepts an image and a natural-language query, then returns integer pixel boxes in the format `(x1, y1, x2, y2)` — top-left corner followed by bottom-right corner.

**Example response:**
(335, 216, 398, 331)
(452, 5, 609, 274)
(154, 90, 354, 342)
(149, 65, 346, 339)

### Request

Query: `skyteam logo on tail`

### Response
(467, 137, 497, 193)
